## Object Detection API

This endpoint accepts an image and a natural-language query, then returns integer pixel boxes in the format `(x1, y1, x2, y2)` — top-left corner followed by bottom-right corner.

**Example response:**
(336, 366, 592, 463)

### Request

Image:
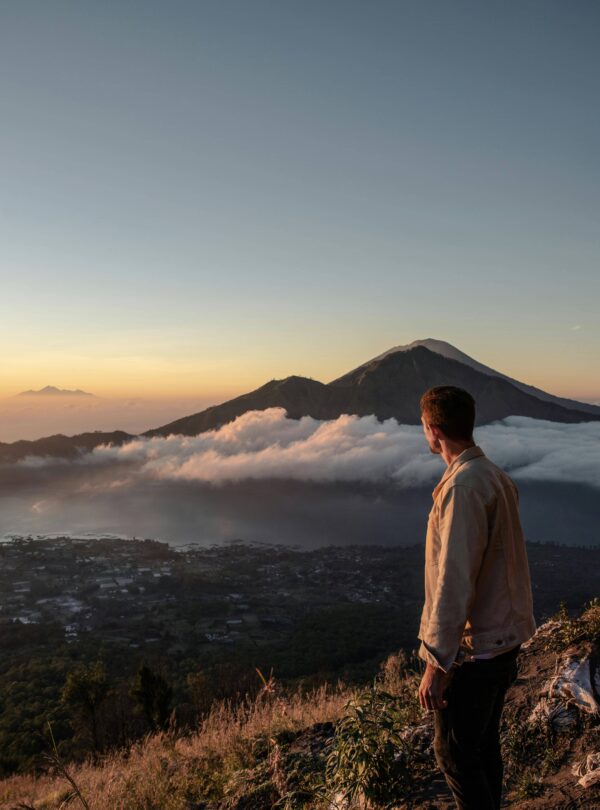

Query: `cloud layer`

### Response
(18, 407, 600, 491)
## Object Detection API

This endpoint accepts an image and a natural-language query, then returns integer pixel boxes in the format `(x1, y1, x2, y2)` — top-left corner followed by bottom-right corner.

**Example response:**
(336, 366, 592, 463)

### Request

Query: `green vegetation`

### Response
(0, 610, 420, 777)
(62, 662, 110, 754)
(502, 714, 564, 800)
(540, 596, 600, 652)
(130, 664, 173, 732)
(323, 683, 420, 808)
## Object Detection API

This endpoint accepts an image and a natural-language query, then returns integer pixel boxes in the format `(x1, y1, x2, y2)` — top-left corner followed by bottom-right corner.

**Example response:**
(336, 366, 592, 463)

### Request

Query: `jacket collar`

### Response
(432, 445, 485, 501)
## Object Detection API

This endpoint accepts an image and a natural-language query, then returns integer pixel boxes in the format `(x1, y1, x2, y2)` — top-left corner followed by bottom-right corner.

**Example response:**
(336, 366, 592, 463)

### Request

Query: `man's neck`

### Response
(440, 439, 476, 468)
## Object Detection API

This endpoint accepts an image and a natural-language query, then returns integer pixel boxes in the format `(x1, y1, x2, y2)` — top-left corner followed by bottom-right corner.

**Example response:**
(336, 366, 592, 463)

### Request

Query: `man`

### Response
(416, 385, 537, 810)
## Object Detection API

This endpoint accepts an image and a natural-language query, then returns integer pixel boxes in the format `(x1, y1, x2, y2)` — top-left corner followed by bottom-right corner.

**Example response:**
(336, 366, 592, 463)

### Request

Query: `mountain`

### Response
(144, 343, 600, 439)
(17, 385, 95, 397)
(1, 340, 598, 461)
(0, 430, 134, 463)
(343, 338, 600, 417)
(142, 375, 334, 438)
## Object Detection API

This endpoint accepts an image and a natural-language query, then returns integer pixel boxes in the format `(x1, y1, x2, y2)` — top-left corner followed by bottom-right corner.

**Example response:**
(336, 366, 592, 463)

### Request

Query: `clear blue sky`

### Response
(1, 1, 598, 400)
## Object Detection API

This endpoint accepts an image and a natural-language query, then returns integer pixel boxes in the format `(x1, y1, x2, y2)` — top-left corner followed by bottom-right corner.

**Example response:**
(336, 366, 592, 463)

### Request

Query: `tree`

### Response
(130, 664, 173, 731)
(61, 661, 110, 753)
(186, 669, 213, 718)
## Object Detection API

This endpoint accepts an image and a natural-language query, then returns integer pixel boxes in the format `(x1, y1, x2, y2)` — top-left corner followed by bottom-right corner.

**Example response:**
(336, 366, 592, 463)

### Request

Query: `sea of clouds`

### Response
(17, 408, 600, 491)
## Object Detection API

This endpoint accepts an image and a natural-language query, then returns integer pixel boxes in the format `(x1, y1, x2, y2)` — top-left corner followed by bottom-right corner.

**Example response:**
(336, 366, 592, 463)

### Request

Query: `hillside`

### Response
(1, 599, 598, 809)
(0, 430, 134, 464)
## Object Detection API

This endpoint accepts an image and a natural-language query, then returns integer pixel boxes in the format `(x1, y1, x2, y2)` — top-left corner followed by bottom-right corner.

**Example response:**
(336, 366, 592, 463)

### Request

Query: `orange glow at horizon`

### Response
(1, 361, 598, 405)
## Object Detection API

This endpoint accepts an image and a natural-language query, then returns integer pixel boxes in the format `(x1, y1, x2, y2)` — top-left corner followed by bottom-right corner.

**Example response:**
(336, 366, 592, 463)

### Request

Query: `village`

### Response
(1, 534, 599, 662)
(0, 534, 423, 656)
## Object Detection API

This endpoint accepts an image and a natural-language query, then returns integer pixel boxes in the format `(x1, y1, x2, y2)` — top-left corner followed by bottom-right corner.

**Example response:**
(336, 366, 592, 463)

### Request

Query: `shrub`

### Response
(323, 682, 419, 809)
(541, 597, 600, 652)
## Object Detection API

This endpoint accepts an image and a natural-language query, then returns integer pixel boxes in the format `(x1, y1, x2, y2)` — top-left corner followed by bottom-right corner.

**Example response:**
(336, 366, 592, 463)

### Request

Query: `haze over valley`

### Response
(0, 391, 217, 444)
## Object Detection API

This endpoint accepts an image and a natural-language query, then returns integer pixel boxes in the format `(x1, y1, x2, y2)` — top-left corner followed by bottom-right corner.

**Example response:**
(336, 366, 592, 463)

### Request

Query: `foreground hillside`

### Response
(1, 600, 599, 809)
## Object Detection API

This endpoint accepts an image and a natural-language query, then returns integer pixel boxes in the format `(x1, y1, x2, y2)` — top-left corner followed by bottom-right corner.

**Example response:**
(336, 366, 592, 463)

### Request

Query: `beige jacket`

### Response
(417, 445, 537, 672)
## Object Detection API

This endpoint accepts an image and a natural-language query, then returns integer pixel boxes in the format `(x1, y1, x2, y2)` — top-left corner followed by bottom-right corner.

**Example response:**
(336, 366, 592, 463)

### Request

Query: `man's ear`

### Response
(429, 423, 444, 441)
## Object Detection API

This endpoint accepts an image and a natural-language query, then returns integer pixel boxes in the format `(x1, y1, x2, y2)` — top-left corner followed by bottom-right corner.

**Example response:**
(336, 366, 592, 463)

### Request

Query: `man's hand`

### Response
(418, 662, 453, 711)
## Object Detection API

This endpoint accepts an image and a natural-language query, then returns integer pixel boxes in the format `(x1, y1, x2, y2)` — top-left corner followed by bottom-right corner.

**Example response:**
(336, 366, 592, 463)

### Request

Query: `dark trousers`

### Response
(433, 644, 520, 810)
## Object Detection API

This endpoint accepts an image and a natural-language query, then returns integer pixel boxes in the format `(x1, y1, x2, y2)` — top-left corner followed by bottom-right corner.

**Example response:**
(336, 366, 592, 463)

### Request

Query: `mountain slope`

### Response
(143, 375, 332, 438)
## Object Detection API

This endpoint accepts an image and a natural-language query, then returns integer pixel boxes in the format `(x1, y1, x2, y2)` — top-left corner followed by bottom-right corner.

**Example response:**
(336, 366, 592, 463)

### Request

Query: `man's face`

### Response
(421, 413, 442, 455)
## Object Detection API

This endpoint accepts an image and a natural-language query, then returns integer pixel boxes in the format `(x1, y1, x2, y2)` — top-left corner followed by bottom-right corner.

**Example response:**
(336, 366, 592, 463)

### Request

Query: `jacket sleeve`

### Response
(418, 483, 489, 672)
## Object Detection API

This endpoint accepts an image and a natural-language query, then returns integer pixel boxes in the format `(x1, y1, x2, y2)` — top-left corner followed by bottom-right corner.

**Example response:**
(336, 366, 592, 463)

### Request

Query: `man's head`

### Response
(419, 386, 476, 455)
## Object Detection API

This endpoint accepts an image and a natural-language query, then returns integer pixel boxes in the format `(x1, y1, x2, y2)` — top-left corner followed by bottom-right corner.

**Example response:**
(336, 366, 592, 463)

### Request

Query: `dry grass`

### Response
(0, 673, 365, 810)
(0, 651, 423, 810)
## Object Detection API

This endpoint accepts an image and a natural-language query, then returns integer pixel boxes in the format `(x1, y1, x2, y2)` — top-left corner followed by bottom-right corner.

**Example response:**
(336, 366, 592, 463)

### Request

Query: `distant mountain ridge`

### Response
(17, 385, 95, 397)
(1, 340, 598, 462)
(0, 431, 134, 463)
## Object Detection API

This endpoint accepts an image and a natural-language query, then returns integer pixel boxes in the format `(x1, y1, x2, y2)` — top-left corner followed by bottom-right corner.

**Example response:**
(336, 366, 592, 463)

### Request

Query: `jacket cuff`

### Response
(418, 639, 459, 673)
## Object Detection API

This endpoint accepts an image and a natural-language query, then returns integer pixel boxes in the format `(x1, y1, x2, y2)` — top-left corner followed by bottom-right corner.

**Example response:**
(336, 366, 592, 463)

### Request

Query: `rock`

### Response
(527, 696, 579, 731)
(327, 790, 364, 809)
(397, 720, 434, 759)
(548, 652, 600, 715)
(527, 649, 599, 730)
(572, 751, 600, 788)
(520, 618, 563, 649)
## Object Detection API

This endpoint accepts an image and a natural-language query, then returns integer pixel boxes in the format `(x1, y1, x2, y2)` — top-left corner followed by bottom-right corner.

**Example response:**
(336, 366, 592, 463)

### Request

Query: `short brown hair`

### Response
(419, 386, 475, 441)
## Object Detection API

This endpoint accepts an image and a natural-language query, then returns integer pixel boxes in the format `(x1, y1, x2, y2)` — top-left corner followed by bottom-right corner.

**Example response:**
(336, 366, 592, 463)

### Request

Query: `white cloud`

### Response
(482, 415, 600, 489)
(16, 408, 600, 490)
(81, 409, 444, 486)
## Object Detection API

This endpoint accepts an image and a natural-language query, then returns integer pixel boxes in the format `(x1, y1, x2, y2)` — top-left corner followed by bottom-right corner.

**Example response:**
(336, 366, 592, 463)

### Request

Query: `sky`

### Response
(1, 1, 599, 404)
